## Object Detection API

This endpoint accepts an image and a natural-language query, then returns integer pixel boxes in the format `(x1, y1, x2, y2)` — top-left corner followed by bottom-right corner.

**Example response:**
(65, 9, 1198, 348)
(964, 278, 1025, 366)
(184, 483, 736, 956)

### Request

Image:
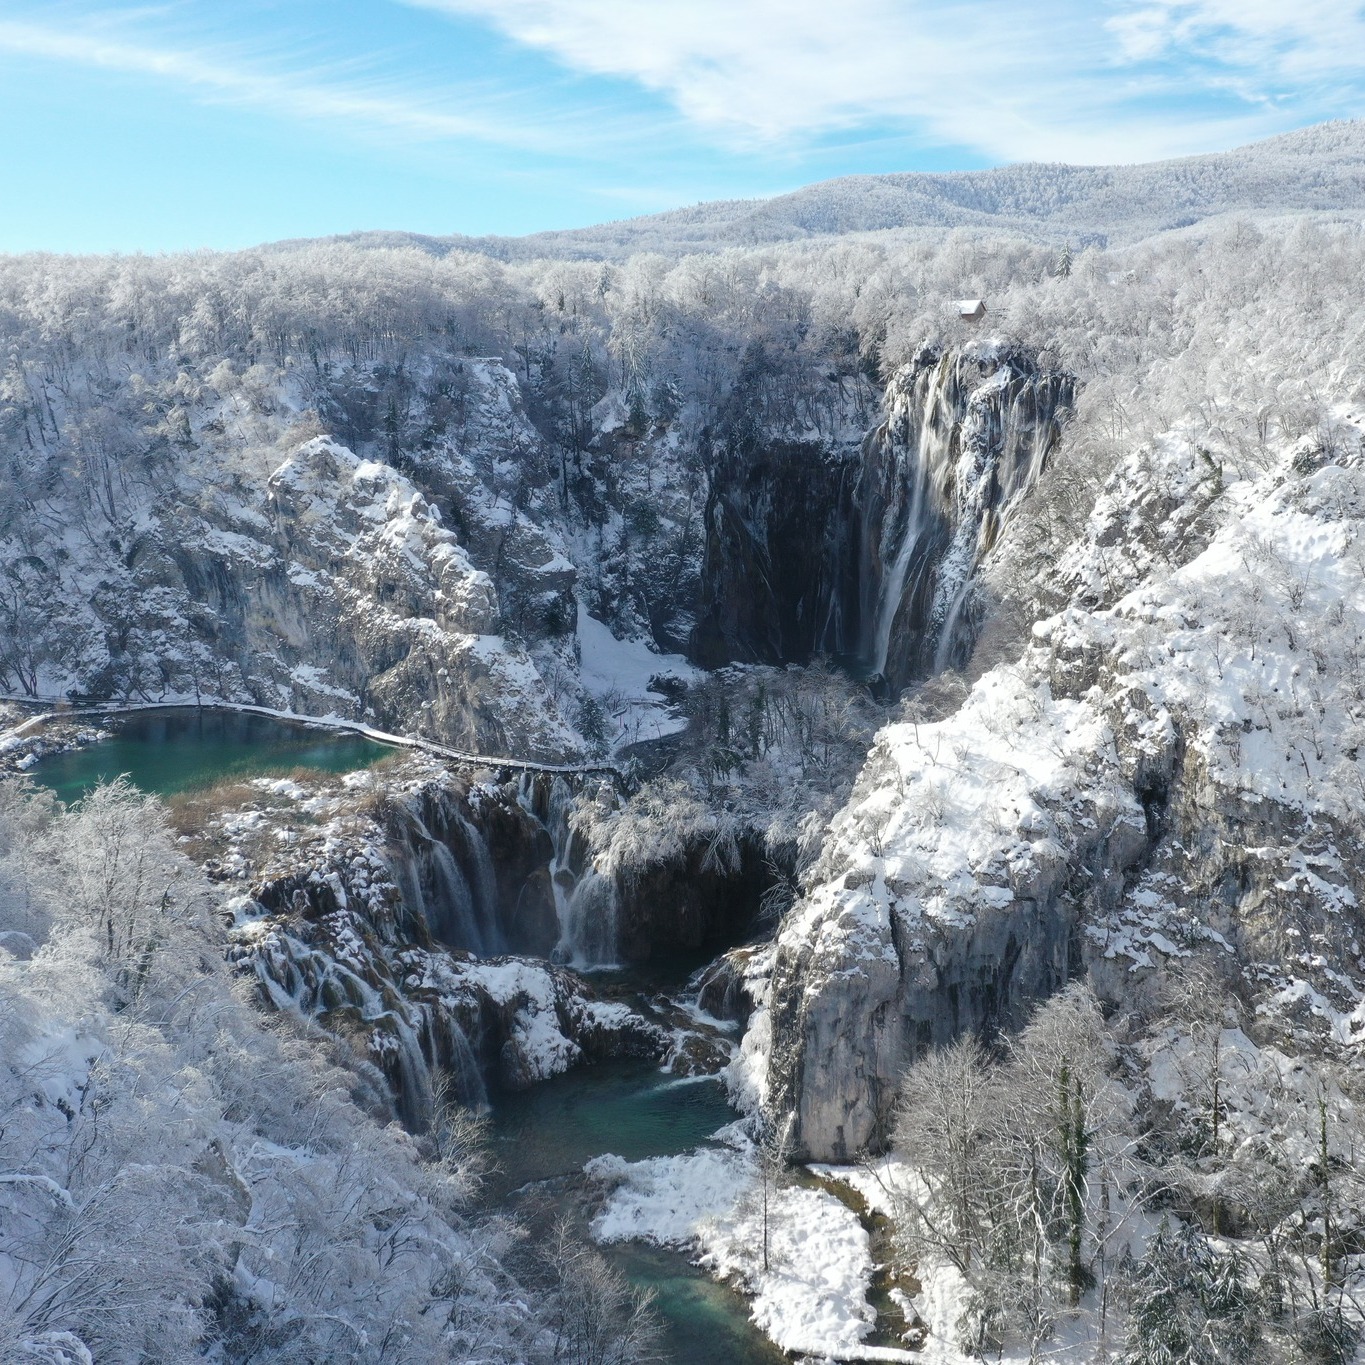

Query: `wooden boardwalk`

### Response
(0, 698, 624, 779)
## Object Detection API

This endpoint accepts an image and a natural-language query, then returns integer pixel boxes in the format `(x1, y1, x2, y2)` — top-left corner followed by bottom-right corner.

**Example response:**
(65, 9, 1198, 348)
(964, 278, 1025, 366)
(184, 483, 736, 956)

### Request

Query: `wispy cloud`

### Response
(1, 0, 1359, 255)
(0, 12, 626, 157)
(1107, 0, 1365, 79)
(405, 0, 1365, 162)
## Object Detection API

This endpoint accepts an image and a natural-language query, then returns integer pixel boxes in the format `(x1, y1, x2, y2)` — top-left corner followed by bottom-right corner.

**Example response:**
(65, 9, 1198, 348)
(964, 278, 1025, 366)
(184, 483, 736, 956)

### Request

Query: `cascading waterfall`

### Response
(541, 776, 577, 943)
(855, 345, 1073, 689)
(237, 789, 513, 1118)
(518, 772, 622, 970)
(865, 414, 936, 680)
(457, 808, 502, 951)
(557, 870, 621, 969)
(437, 805, 505, 956)
(388, 798, 505, 957)
(427, 838, 486, 955)
(245, 925, 490, 1123)
(930, 372, 1057, 673)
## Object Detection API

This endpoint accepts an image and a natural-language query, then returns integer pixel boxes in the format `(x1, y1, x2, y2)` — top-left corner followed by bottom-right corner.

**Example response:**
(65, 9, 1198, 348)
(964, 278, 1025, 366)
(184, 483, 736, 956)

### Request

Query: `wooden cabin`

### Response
(955, 298, 987, 322)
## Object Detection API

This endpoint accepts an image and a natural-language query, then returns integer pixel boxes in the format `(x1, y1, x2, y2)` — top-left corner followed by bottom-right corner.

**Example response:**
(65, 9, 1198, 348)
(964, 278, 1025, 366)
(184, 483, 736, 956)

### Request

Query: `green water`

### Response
(31, 708, 394, 803)
(608, 1242, 785, 1365)
(490, 1060, 735, 1196)
(490, 1061, 784, 1365)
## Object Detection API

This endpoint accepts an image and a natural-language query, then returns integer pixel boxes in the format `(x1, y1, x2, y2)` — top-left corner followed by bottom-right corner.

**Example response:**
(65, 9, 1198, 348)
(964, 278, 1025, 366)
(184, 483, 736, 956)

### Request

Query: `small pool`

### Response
(607, 1241, 786, 1365)
(489, 1060, 735, 1197)
(30, 708, 394, 803)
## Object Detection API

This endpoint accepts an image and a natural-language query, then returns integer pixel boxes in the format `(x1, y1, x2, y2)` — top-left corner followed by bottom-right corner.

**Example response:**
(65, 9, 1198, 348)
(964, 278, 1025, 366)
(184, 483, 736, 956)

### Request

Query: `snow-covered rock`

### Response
(765, 419, 1365, 1158)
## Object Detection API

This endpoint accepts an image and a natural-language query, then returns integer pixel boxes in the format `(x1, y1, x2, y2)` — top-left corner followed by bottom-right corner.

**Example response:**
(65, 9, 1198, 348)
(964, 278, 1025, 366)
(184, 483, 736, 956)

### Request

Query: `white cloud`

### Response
(407, 0, 1365, 161)
(3, 0, 1359, 201)
(1107, 0, 1365, 79)
(0, 15, 612, 156)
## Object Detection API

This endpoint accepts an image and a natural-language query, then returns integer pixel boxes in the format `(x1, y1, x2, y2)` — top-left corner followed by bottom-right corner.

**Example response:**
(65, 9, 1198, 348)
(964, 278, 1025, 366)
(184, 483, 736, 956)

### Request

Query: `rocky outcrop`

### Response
(611, 834, 778, 963)
(697, 943, 770, 1025)
(762, 421, 1365, 1159)
(0, 357, 598, 760)
(763, 663, 1158, 1159)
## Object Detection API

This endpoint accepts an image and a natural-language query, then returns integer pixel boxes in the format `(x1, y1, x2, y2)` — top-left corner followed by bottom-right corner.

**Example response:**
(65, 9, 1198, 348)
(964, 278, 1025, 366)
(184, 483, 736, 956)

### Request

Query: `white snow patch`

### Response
(576, 614, 699, 751)
(588, 1141, 917, 1360)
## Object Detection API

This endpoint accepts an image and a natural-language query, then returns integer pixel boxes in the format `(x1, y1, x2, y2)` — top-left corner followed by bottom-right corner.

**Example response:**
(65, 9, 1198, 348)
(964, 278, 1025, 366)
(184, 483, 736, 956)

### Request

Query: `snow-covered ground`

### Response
(575, 614, 698, 752)
(589, 1129, 920, 1362)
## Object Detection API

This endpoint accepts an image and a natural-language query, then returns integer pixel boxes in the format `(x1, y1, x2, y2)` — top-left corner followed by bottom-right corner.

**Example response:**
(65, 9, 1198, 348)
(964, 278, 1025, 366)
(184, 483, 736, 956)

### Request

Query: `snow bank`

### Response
(576, 613, 698, 751)
(589, 1139, 918, 1361)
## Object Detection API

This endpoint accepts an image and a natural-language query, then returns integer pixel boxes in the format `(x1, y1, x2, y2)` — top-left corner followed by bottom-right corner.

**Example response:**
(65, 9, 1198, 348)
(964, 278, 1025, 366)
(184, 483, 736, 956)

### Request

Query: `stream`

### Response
(489, 1059, 784, 1365)
(30, 709, 785, 1364)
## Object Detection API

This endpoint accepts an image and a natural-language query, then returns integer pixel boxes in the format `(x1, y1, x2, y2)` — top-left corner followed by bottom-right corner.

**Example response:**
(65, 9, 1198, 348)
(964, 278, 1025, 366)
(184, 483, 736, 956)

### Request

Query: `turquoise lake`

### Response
(31, 708, 393, 803)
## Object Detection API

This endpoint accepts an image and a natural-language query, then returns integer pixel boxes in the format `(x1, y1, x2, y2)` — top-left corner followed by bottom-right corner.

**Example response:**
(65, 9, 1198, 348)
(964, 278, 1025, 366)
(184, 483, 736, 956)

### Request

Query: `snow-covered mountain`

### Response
(315, 118, 1365, 260)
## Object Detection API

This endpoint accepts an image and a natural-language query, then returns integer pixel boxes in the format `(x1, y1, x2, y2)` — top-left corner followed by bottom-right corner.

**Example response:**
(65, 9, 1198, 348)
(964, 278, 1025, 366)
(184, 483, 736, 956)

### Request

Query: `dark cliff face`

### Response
(689, 437, 861, 668)
(611, 834, 779, 963)
(687, 346, 1074, 692)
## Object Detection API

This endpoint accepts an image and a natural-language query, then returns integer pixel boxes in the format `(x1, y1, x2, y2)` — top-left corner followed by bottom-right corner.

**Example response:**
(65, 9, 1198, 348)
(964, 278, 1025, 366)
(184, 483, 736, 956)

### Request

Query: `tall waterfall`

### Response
(557, 870, 621, 969)
(687, 342, 1071, 690)
(855, 345, 1073, 689)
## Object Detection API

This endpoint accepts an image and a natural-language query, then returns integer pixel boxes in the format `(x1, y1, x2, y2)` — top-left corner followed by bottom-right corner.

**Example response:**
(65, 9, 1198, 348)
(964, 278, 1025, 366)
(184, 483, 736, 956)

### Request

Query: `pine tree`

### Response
(1120, 1220, 1261, 1365)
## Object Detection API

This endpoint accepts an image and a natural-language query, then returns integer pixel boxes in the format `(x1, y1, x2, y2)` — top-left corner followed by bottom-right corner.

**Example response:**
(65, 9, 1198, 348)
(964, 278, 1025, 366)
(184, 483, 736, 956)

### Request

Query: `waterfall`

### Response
(556, 869, 620, 969)
(444, 1017, 489, 1111)
(386, 797, 506, 957)
(518, 772, 622, 970)
(856, 346, 1072, 689)
(452, 807, 503, 954)
(929, 376, 1056, 672)
(427, 838, 486, 955)
(541, 776, 576, 942)
(247, 926, 477, 1127)
(866, 424, 932, 680)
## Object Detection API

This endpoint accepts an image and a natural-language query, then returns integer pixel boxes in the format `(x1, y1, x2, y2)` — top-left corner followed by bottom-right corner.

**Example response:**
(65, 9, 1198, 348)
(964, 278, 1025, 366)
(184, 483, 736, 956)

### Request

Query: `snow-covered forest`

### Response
(330, 118, 1365, 258)
(3, 120, 1365, 1363)
(0, 777, 660, 1362)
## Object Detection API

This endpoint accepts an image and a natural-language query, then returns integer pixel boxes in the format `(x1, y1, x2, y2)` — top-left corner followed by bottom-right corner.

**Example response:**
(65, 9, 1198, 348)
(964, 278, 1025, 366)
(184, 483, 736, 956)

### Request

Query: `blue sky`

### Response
(2, 0, 1362, 253)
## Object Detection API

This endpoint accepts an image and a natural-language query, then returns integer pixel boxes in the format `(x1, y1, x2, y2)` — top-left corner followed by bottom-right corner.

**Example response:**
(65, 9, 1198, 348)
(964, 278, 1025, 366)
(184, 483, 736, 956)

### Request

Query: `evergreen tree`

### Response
(1120, 1220, 1262, 1365)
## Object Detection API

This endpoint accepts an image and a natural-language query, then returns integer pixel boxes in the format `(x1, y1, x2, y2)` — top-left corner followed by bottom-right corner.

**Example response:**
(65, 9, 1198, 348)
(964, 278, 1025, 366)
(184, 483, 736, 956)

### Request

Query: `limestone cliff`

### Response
(761, 421, 1365, 1158)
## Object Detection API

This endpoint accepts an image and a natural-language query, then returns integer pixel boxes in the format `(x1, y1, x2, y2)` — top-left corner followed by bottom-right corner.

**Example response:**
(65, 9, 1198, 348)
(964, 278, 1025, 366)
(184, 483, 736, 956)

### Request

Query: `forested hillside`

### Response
(321, 119, 1365, 260)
